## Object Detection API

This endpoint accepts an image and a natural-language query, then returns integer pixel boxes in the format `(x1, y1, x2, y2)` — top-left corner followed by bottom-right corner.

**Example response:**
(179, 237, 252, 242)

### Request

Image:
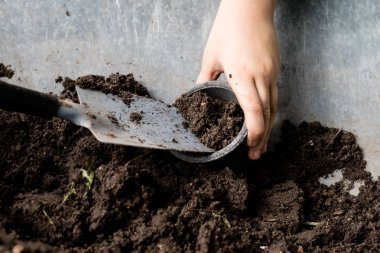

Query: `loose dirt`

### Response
(130, 112, 143, 124)
(0, 71, 379, 252)
(60, 73, 149, 104)
(0, 63, 15, 79)
(175, 91, 244, 150)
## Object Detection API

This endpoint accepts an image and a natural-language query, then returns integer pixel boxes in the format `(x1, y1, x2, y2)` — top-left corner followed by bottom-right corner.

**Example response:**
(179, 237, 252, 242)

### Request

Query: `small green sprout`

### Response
(305, 221, 319, 226)
(42, 207, 56, 230)
(125, 151, 152, 167)
(81, 161, 95, 191)
(62, 182, 77, 203)
(212, 212, 232, 229)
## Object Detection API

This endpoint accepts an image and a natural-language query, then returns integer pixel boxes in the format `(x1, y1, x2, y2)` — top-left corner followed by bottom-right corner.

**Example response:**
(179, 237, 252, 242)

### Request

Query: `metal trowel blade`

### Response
(75, 87, 214, 153)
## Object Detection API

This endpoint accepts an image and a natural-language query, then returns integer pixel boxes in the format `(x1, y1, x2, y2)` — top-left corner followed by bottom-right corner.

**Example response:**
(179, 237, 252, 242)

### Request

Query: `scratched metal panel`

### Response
(0, 0, 379, 177)
(0, 0, 218, 99)
(276, 0, 380, 178)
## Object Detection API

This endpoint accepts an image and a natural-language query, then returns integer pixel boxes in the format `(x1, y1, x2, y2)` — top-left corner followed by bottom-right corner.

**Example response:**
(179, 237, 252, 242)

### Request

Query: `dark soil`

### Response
(130, 112, 143, 124)
(60, 73, 149, 104)
(0, 63, 15, 79)
(55, 76, 63, 83)
(175, 91, 244, 150)
(0, 71, 379, 252)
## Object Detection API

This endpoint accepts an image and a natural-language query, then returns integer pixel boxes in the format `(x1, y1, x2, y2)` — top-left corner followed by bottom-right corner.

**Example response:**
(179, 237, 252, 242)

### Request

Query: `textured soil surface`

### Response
(175, 91, 244, 150)
(59, 73, 150, 104)
(0, 72, 379, 252)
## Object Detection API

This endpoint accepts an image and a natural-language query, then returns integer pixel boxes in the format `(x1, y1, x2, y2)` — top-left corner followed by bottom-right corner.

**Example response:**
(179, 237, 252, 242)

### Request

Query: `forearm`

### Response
(218, 0, 276, 23)
(211, 0, 277, 48)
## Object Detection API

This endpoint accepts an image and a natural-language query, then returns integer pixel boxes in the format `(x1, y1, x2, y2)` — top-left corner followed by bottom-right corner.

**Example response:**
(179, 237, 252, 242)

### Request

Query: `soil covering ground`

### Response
(0, 71, 379, 252)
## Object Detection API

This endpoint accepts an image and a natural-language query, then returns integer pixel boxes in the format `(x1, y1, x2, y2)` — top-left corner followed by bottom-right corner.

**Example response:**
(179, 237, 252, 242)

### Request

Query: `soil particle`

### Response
(130, 112, 142, 124)
(55, 76, 63, 83)
(0, 71, 379, 252)
(175, 91, 244, 150)
(107, 113, 119, 126)
(0, 63, 15, 79)
(86, 112, 96, 120)
(182, 121, 189, 129)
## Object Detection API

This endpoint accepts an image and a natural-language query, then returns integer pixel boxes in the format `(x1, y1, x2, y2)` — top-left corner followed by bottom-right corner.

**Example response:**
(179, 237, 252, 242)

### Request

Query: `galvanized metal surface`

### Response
(1, 0, 379, 177)
(276, 1, 380, 179)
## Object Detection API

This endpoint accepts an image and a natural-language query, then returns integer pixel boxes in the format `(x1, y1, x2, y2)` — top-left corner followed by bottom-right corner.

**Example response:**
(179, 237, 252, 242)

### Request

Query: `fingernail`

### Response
(253, 150, 261, 160)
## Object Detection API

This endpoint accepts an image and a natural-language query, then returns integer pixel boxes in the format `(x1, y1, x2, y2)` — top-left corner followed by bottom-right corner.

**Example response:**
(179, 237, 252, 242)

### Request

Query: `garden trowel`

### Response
(0, 80, 214, 153)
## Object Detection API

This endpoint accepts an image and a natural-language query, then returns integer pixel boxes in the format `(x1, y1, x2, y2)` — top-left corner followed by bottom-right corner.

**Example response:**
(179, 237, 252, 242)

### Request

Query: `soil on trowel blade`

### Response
(0, 63, 15, 79)
(130, 112, 143, 124)
(60, 73, 150, 104)
(0, 70, 379, 252)
(175, 91, 244, 150)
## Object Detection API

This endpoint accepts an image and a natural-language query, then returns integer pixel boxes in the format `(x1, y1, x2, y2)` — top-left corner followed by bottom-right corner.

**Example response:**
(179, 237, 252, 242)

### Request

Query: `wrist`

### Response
(220, 0, 276, 22)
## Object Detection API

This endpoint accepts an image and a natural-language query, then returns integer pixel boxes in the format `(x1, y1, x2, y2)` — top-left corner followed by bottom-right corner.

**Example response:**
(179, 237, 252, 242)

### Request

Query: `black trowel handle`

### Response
(0, 80, 60, 118)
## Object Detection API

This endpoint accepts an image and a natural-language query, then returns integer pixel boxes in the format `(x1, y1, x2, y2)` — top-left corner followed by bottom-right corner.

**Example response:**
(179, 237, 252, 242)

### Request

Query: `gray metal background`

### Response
(1, 0, 379, 178)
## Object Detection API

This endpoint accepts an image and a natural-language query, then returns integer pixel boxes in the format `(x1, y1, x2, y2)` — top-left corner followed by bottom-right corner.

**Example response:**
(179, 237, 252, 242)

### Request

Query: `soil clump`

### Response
(0, 63, 15, 79)
(130, 112, 143, 124)
(60, 73, 149, 104)
(0, 71, 378, 252)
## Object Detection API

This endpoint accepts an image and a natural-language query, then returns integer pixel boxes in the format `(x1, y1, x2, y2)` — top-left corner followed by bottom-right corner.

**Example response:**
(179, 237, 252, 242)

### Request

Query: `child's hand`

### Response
(197, 0, 280, 160)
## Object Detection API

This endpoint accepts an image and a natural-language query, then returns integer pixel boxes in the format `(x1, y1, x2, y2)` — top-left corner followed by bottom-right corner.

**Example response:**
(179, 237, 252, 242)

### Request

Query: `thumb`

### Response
(196, 59, 223, 84)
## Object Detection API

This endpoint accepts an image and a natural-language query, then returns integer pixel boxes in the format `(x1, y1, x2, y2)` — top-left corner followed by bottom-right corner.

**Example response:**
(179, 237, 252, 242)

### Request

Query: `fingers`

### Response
(228, 76, 266, 160)
(263, 81, 278, 152)
(254, 78, 271, 153)
(228, 72, 277, 160)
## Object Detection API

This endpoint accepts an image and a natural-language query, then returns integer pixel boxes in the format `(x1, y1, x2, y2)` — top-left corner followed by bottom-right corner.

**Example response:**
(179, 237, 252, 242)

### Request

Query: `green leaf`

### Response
(62, 182, 77, 203)
(81, 161, 95, 191)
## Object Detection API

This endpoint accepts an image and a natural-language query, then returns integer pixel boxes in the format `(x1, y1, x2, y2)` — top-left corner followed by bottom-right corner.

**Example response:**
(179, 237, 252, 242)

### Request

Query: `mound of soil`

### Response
(0, 70, 379, 252)
(175, 91, 244, 150)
